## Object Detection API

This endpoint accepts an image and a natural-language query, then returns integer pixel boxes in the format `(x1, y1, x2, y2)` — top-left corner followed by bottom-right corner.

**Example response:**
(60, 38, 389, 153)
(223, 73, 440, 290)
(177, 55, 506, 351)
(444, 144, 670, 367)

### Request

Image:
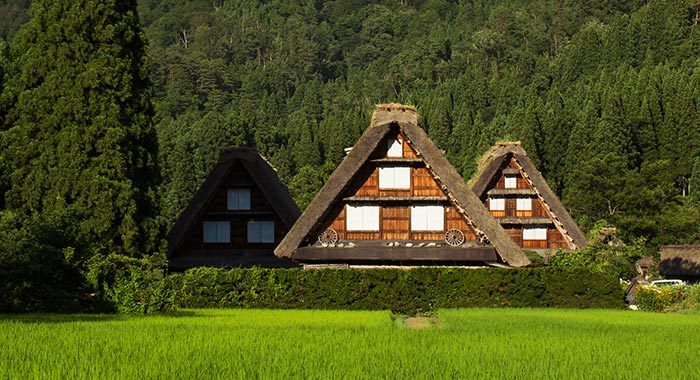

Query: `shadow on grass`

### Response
(0, 310, 201, 324)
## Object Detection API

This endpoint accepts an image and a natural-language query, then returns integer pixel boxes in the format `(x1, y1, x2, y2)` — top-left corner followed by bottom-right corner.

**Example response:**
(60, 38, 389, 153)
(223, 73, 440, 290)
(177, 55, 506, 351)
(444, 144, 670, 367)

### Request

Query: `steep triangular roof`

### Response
(469, 141, 587, 249)
(167, 147, 301, 256)
(275, 104, 530, 267)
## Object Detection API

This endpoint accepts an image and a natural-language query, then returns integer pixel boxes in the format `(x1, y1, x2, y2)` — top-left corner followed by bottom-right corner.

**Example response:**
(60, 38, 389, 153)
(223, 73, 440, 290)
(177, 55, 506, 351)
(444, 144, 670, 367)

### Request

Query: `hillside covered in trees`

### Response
(1, 0, 700, 270)
(138, 0, 700, 248)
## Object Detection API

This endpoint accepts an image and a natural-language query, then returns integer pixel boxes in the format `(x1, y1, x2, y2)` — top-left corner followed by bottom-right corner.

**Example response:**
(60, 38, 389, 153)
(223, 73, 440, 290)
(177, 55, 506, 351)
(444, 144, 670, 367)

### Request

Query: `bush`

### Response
(163, 266, 624, 314)
(0, 212, 90, 312)
(634, 284, 684, 312)
(87, 253, 174, 313)
(677, 284, 700, 310)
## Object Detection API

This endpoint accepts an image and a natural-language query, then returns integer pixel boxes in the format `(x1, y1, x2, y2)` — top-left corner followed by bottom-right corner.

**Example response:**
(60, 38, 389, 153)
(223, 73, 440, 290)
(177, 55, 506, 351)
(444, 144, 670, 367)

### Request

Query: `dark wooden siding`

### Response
(180, 161, 283, 251)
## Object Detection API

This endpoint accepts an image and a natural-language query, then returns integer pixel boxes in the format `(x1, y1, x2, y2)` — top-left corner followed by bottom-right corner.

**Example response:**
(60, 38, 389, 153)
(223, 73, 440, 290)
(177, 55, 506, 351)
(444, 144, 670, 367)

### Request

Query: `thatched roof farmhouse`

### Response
(167, 147, 300, 269)
(469, 141, 587, 252)
(275, 104, 530, 267)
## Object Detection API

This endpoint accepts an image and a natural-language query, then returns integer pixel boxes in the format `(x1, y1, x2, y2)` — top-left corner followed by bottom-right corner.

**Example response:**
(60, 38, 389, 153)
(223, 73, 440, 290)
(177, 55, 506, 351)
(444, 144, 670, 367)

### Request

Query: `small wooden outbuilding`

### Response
(275, 104, 530, 267)
(469, 142, 587, 252)
(167, 147, 300, 269)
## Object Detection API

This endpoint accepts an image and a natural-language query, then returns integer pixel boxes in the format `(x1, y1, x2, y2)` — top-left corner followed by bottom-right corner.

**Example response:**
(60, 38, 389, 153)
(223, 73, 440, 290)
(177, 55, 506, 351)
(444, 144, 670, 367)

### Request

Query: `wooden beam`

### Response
(293, 246, 498, 262)
(343, 196, 449, 202)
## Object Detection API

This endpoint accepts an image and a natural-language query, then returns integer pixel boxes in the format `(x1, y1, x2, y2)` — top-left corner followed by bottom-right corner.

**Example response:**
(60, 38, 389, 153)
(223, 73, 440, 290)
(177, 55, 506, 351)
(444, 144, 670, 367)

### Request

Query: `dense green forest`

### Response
(137, 0, 700, 247)
(1, 0, 700, 310)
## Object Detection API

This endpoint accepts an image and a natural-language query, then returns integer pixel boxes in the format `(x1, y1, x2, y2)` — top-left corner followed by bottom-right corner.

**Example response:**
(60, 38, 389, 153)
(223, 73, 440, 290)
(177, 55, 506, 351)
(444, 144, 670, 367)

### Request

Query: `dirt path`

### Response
(403, 316, 439, 329)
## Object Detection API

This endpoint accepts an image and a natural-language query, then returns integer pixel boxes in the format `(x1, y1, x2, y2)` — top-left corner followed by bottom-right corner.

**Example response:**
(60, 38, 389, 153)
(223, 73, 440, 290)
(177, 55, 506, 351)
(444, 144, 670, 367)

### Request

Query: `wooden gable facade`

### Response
(167, 147, 300, 269)
(275, 104, 530, 267)
(469, 142, 587, 251)
(322, 129, 479, 243)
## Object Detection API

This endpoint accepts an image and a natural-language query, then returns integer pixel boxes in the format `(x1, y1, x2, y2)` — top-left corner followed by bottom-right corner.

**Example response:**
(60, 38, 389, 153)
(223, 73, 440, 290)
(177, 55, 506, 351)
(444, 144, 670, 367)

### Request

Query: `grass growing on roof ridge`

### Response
(1, 308, 698, 379)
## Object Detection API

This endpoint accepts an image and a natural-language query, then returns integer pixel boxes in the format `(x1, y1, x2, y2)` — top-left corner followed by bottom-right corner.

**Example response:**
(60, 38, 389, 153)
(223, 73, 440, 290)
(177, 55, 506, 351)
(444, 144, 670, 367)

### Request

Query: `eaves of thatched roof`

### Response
(167, 147, 301, 257)
(469, 141, 588, 249)
(275, 104, 530, 267)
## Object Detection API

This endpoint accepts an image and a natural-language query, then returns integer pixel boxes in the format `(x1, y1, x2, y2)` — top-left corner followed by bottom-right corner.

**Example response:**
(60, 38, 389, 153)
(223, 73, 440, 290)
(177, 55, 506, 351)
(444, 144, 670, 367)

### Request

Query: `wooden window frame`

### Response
(227, 188, 251, 210)
(523, 227, 547, 240)
(346, 205, 380, 231)
(410, 205, 444, 231)
(504, 174, 517, 189)
(489, 196, 505, 211)
(203, 221, 231, 243)
(378, 167, 410, 189)
(247, 220, 275, 243)
(387, 138, 403, 157)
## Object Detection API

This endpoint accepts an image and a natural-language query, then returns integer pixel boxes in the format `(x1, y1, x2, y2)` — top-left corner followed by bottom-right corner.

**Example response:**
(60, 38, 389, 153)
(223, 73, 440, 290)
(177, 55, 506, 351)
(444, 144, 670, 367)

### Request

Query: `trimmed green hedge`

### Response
(164, 267, 624, 314)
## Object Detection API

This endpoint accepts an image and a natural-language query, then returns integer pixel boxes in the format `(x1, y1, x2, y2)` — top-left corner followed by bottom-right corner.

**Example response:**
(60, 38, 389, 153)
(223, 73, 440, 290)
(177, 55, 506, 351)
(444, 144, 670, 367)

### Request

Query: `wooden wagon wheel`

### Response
(318, 228, 339, 245)
(445, 229, 465, 247)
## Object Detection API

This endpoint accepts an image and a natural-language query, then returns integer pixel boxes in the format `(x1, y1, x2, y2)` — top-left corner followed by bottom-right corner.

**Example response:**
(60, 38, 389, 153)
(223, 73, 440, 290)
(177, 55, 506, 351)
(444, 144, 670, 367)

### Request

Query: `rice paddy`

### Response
(1, 308, 698, 379)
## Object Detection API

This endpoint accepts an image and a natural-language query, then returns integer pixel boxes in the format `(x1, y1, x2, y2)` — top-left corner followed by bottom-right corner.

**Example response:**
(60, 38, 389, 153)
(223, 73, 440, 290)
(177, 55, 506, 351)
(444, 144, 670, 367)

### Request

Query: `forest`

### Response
(142, 0, 700, 245)
(1, 0, 700, 309)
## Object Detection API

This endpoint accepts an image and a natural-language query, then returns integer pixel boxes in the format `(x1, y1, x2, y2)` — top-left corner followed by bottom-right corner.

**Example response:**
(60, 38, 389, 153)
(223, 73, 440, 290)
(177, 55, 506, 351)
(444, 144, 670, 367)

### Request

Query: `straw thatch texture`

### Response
(469, 142, 588, 249)
(660, 245, 700, 277)
(275, 104, 530, 267)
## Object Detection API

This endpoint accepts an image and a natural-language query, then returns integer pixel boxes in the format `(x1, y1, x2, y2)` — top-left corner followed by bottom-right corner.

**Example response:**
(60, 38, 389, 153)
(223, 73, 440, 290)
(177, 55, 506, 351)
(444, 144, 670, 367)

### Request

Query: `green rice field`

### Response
(1, 308, 698, 379)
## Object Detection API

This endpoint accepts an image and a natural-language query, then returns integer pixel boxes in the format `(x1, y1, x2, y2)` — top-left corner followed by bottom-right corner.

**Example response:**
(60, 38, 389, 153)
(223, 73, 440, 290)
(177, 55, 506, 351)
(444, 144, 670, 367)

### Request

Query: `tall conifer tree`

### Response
(1, 0, 162, 259)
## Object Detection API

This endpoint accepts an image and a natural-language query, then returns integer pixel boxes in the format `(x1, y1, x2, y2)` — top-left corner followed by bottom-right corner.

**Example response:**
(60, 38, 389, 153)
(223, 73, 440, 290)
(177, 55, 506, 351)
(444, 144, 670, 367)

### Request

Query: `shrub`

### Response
(164, 266, 624, 314)
(87, 253, 174, 313)
(674, 284, 700, 311)
(634, 284, 683, 312)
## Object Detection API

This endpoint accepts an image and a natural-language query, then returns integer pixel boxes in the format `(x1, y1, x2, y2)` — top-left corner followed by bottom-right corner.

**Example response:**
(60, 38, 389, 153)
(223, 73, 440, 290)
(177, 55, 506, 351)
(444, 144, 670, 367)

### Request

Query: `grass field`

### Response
(1, 308, 698, 379)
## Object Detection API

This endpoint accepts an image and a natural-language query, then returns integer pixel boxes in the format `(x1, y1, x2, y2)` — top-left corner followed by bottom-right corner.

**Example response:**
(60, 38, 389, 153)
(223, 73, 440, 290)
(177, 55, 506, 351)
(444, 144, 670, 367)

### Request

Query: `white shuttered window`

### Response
(346, 205, 380, 231)
(516, 198, 532, 210)
(523, 227, 547, 240)
(505, 175, 517, 189)
(378, 167, 410, 189)
(489, 196, 505, 211)
(411, 205, 444, 231)
(387, 138, 403, 157)
(203, 221, 231, 243)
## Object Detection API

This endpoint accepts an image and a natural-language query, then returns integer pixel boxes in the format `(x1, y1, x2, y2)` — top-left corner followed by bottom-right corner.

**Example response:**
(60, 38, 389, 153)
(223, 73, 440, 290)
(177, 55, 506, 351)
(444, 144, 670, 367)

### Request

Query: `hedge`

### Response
(160, 266, 624, 314)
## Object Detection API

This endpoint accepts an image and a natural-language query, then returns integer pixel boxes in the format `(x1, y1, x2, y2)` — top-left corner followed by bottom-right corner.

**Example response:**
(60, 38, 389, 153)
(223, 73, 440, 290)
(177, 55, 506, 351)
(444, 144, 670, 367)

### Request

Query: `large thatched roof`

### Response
(660, 245, 700, 277)
(469, 141, 588, 249)
(275, 104, 530, 267)
(167, 147, 301, 257)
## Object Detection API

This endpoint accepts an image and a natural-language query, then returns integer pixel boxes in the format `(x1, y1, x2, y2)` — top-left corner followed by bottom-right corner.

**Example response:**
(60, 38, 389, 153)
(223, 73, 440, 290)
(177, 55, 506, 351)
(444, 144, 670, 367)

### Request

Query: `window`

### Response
(203, 221, 230, 243)
(378, 167, 410, 189)
(489, 196, 505, 211)
(411, 205, 444, 231)
(523, 227, 547, 240)
(227, 188, 251, 210)
(346, 205, 380, 231)
(387, 138, 403, 157)
(516, 198, 532, 211)
(247, 220, 275, 243)
(504, 174, 517, 189)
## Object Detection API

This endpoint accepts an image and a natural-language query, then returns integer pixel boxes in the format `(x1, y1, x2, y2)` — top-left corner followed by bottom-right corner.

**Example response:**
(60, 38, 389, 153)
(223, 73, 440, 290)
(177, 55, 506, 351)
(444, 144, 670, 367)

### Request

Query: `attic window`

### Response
(387, 138, 403, 157)
(378, 167, 410, 189)
(227, 188, 251, 210)
(411, 205, 444, 231)
(247, 220, 275, 243)
(523, 227, 547, 240)
(504, 174, 517, 189)
(203, 221, 231, 243)
(346, 205, 380, 231)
